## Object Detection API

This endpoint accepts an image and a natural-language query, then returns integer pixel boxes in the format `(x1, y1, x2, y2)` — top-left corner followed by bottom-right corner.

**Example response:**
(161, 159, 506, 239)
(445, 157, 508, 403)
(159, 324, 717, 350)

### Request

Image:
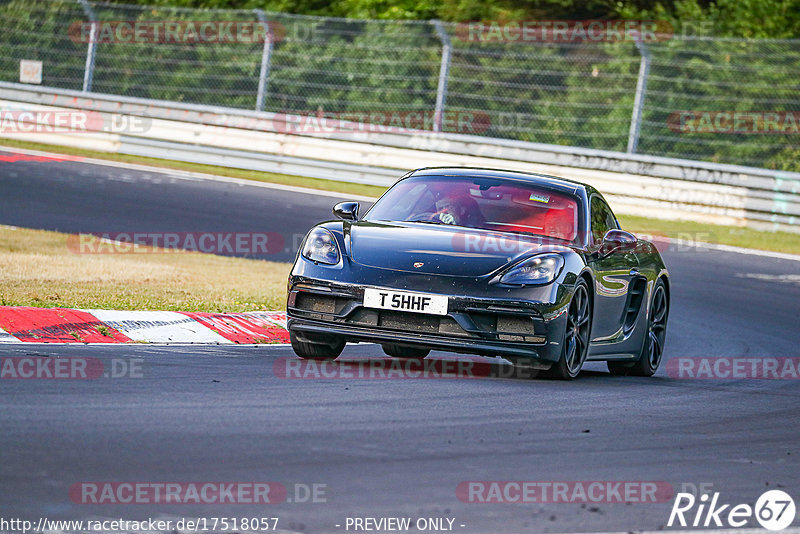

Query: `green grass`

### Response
(2, 138, 799, 256)
(618, 215, 800, 255)
(0, 226, 291, 312)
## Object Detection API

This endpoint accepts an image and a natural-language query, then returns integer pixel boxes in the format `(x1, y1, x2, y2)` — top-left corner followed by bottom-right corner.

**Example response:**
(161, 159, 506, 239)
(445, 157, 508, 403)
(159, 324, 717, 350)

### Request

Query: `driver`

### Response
(433, 193, 484, 227)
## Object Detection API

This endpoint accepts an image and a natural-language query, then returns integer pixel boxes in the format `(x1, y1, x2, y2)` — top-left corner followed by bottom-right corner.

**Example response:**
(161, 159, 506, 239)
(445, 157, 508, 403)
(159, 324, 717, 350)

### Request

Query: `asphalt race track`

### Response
(1, 149, 800, 533)
(0, 150, 356, 263)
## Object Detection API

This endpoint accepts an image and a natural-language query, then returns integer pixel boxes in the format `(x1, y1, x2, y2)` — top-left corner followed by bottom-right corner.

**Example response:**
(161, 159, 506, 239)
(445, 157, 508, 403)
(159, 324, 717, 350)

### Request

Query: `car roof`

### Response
(406, 167, 592, 196)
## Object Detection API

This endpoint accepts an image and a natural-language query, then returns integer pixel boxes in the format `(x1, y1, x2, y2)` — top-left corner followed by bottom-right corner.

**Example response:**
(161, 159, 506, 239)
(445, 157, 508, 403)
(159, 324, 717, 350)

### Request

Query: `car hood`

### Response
(348, 221, 570, 277)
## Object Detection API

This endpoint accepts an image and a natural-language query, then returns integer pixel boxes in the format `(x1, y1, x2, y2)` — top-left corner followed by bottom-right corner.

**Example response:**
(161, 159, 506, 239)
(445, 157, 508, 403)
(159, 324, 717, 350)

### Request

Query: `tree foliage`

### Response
(121, 0, 800, 38)
(1, 0, 798, 169)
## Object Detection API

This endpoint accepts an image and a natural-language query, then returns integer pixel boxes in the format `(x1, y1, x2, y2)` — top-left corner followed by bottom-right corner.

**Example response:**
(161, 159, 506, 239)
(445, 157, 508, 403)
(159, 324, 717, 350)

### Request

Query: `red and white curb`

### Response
(0, 306, 289, 344)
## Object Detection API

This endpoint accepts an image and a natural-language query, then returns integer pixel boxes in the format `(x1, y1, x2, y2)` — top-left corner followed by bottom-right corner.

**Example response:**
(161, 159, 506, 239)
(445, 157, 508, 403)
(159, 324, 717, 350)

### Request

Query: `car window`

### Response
(365, 175, 581, 243)
(590, 196, 619, 244)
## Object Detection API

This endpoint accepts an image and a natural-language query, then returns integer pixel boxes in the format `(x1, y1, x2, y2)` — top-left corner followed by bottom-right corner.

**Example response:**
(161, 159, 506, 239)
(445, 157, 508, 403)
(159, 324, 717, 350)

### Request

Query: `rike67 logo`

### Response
(668, 490, 796, 531)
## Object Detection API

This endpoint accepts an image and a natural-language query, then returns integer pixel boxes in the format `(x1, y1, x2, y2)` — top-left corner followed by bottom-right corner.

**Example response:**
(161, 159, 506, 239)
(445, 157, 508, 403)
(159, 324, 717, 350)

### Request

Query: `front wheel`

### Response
(382, 344, 430, 360)
(608, 279, 668, 377)
(290, 331, 345, 361)
(543, 279, 592, 380)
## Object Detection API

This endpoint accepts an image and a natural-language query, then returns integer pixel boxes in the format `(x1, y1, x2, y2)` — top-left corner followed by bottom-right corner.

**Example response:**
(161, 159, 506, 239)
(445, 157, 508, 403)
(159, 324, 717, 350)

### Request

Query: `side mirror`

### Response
(601, 229, 637, 252)
(333, 201, 360, 221)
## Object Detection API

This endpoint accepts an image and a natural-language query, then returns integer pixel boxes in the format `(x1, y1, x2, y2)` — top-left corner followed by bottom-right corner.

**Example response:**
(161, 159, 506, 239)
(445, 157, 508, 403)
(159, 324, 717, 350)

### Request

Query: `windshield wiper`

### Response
(500, 229, 541, 237)
(408, 219, 447, 225)
(407, 219, 470, 228)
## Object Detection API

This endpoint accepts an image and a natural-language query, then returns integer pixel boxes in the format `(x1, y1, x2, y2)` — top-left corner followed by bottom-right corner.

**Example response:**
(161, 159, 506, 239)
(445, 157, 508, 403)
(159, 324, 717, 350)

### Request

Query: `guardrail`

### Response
(1, 81, 798, 234)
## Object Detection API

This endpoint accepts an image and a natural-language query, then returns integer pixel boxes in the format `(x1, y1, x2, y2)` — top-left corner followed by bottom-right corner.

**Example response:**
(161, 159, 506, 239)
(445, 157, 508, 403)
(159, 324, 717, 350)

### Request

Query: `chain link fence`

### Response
(1, 0, 799, 171)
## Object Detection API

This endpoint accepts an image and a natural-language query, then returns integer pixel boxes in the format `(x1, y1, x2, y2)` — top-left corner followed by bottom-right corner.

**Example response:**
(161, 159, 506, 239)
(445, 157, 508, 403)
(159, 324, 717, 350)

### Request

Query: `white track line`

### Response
(82, 309, 231, 344)
(0, 325, 22, 343)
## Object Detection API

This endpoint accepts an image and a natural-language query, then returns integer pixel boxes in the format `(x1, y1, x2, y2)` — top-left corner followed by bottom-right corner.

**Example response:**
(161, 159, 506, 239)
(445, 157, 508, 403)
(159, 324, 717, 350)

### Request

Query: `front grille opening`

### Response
(380, 311, 439, 331)
(470, 312, 537, 335)
(497, 315, 536, 335)
(469, 311, 543, 343)
(345, 310, 469, 337)
(294, 293, 349, 315)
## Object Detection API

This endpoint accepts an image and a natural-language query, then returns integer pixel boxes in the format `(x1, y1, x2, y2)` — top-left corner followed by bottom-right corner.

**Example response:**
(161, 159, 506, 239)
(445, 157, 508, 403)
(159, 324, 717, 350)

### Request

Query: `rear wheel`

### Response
(608, 279, 668, 377)
(543, 279, 591, 380)
(381, 344, 430, 360)
(290, 331, 345, 361)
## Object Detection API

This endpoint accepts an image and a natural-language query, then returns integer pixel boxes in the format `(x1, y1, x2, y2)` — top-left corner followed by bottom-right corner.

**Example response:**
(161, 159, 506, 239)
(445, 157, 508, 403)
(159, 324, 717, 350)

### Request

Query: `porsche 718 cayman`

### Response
(287, 167, 669, 379)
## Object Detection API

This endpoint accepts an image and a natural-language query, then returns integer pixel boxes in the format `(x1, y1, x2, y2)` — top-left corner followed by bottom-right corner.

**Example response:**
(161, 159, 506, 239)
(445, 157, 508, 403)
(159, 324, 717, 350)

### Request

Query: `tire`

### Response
(290, 331, 345, 361)
(608, 279, 668, 377)
(381, 344, 430, 360)
(542, 279, 592, 380)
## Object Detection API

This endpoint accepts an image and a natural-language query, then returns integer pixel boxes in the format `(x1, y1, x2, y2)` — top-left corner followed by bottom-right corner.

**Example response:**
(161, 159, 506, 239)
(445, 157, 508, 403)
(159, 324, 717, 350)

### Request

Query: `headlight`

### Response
(301, 228, 340, 265)
(499, 254, 564, 285)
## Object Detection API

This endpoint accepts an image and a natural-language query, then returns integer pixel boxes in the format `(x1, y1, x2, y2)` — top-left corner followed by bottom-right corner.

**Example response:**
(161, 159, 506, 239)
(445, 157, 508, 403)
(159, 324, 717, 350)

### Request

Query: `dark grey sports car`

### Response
(287, 167, 670, 379)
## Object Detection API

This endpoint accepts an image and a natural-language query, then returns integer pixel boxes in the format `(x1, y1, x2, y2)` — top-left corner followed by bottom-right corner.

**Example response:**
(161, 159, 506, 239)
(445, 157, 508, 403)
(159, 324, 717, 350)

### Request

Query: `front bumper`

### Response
(287, 278, 571, 364)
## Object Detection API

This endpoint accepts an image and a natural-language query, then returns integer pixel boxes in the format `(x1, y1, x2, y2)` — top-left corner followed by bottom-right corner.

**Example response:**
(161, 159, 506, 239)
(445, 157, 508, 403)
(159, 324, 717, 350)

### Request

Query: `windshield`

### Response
(365, 175, 582, 243)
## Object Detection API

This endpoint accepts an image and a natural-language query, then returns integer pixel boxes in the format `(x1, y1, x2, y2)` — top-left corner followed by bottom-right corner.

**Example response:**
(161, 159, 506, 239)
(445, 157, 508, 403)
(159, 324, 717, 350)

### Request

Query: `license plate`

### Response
(363, 288, 448, 316)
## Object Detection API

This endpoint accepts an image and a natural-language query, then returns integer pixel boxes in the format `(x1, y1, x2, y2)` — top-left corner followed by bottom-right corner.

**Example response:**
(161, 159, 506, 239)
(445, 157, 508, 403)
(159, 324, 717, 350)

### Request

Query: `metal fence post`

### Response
(77, 0, 97, 92)
(627, 39, 650, 153)
(254, 9, 273, 112)
(431, 20, 451, 133)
